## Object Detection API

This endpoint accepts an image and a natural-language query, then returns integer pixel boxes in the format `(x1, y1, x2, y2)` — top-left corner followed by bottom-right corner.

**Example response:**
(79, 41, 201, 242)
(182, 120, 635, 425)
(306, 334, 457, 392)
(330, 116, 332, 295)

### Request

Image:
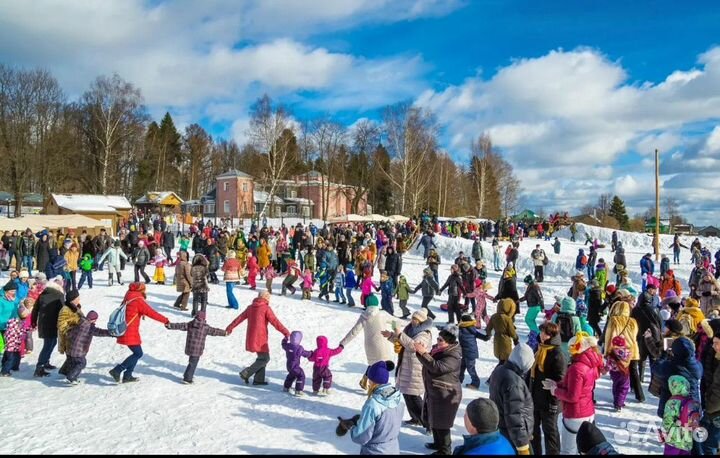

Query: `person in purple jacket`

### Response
(281, 331, 312, 396)
(166, 311, 227, 384)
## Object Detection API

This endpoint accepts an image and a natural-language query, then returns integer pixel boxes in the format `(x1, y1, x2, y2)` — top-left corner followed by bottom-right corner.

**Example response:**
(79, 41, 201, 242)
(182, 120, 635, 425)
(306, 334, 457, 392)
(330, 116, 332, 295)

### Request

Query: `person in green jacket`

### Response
(77, 254, 94, 289)
(394, 275, 411, 319)
(179, 235, 190, 252)
(304, 248, 316, 274)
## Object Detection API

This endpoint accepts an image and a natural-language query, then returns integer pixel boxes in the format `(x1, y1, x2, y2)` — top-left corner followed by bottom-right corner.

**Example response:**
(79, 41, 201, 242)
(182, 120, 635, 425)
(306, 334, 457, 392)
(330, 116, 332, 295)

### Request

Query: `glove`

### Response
(517, 445, 530, 455)
(336, 414, 361, 437)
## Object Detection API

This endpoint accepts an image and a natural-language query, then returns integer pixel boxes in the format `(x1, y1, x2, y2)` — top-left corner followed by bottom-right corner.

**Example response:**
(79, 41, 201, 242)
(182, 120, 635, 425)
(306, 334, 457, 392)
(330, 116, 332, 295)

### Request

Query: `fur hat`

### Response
(65, 289, 80, 303)
(439, 324, 459, 344)
(259, 291, 271, 302)
(19, 269, 29, 279)
(86, 310, 99, 321)
(666, 319, 683, 335)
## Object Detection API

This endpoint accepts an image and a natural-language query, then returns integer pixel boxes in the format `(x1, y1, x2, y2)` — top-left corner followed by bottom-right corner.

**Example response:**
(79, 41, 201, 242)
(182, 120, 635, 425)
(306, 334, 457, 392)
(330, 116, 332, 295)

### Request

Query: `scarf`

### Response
(531, 343, 556, 379)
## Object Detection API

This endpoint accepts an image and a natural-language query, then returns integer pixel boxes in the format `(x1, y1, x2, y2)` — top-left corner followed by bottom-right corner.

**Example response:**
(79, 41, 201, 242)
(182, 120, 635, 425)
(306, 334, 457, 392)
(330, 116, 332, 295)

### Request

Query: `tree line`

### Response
(0, 64, 520, 219)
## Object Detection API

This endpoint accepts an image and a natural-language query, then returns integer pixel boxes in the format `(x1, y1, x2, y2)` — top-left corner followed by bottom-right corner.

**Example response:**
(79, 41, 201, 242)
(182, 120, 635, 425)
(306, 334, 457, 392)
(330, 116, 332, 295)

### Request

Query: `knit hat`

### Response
(35, 272, 47, 283)
(439, 324, 459, 344)
(3, 282, 17, 292)
(665, 290, 678, 299)
(195, 311, 206, 321)
(568, 332, 598, 356)
(660, 309, 672, 321)
(460, 313, 474, 323)
(577, 421, 607, 454)
(66, 289, 80, 303)
(411, 309, 428, 322)
(19, 269, 29, 279)
(259, 291, 271, 302)
(466, 398, 500, 434)
(365, 294, 379, 307)
(53, 275, 64, 287)
(114, 239, 120, 247)
(606, 284, 617, 295)
(367, 360, 395, 385)
(666, 319, 683, 335)
(523, 275, 534, 284)
(86, 310, 99, 321)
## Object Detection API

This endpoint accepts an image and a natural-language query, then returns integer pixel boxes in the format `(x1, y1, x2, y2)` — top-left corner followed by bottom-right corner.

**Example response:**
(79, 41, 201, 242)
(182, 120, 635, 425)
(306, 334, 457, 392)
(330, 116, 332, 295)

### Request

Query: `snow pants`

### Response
(312, 366, 332, 392)
(284, 367, 306, 392)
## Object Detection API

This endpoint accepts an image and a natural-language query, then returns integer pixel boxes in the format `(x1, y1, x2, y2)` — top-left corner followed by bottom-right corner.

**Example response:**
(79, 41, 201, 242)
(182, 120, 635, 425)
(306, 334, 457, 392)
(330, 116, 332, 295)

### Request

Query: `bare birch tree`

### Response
(81, 73, 146, 194)
(310, 119, 346, 220)
(247, 94, 295, 217)
(382, 102, 437, 214)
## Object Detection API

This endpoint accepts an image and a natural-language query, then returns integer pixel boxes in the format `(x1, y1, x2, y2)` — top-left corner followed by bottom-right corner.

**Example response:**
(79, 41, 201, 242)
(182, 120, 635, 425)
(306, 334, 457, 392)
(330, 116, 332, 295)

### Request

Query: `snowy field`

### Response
(2, 223, 719, 454)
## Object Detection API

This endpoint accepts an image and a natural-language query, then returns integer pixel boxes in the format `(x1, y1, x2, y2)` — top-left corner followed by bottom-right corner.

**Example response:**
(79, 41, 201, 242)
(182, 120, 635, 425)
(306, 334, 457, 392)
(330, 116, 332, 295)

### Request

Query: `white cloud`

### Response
(415, 46, 720, 225)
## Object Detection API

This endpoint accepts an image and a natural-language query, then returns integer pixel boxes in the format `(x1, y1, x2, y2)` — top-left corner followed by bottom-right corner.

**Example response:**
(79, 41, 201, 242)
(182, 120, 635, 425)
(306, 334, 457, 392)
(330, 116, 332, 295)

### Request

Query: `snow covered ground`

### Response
(2, 223, 718, 454)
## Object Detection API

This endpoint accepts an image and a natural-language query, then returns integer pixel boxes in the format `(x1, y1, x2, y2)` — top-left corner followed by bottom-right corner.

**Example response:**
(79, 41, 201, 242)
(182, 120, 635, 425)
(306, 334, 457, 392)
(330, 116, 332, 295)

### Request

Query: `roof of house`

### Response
(217, 169, 254, 179)
(135, 191, 184, 205)
(253, 191, 284, 205)
(284, 197, 314, 206)
(51, 193, 132, 213)
(698, 225, 720, 233)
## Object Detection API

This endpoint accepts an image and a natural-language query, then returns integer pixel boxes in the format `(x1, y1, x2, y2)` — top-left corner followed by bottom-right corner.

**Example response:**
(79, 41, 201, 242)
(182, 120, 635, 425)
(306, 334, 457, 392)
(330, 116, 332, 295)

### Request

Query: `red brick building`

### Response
(215, 170, 255, 218)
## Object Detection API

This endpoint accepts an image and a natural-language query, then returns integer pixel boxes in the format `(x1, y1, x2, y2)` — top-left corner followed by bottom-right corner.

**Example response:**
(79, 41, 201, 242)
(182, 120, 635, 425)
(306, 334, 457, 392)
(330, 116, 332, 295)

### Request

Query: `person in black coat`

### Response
(489, 342, 534, 454)
(384, 247, 400, 286)
(495, 265, 520, 321)
(30, 281, 65, 377)
(162, 229, 175, 263)
(439, 265, 465, 324)
(631, 284, 662, 402)
(587, 280, 605, 338)
(530, 322, 566, 455)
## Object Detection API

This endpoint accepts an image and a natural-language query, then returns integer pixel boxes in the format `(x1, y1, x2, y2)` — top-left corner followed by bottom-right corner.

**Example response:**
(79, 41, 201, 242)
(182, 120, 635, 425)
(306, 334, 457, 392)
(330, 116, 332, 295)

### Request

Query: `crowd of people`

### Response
(2, 212, 720, 455)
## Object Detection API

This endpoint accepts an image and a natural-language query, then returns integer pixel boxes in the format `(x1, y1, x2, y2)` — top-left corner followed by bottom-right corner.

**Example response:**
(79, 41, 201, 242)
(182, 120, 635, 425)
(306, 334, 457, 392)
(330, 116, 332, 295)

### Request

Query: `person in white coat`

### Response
(382, 308, 433, 428)
(340, 293, 396, 389)
(97, 240, 128, 286)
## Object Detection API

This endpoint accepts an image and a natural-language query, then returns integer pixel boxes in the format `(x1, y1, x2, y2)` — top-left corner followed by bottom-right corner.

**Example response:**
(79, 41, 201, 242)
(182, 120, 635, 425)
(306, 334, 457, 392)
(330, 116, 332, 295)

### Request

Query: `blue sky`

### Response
(1, 0, 720, 223)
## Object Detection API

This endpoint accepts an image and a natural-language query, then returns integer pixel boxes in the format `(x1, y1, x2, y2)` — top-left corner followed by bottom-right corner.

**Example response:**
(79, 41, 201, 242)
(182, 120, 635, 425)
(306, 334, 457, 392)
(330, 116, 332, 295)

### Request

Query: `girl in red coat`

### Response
(247, 254, 259, 290)
(109, 282, 169, 383)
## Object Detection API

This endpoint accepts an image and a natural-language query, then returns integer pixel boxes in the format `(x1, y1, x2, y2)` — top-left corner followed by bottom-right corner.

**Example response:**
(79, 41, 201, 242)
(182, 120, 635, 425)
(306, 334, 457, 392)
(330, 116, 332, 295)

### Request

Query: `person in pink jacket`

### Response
(247, 254, 259, 290)
(308, 335, 343, 395)
(226, 291, 290, 386)
(542, 332, 604, 455)
(360, 273, 379, 308)
(301, 269, 314, 300)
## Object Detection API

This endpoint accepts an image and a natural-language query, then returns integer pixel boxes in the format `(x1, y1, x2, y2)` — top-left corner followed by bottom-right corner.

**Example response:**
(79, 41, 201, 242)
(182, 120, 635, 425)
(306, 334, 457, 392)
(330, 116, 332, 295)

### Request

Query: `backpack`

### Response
(107, 299, 140, 337)
(580, 255, 588, 266)
(557, 312, 575, 343)
(677, 312, 697, 338)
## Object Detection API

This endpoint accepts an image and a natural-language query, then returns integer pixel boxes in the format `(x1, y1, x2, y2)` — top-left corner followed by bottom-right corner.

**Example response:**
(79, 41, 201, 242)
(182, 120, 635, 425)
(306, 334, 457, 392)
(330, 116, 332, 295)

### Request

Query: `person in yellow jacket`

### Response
(236, 240, 248, 269)
(603, 301, 640, 361)
(64, 243, 80, 291)
(257, 239, 271, 272)
(57, 289, 83, 377)
(676, 297, 707, 337)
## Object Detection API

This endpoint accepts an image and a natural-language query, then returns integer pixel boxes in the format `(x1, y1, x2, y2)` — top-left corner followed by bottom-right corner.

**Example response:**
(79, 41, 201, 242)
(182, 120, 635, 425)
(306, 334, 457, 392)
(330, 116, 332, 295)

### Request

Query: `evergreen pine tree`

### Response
(609, 195, 629, 230)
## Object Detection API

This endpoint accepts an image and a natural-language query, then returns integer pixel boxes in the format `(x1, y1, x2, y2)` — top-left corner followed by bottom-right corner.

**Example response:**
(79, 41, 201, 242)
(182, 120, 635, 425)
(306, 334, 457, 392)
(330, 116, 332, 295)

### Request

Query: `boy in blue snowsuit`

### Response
(345, 264, 357, 307)
(380, 271, 395, 316)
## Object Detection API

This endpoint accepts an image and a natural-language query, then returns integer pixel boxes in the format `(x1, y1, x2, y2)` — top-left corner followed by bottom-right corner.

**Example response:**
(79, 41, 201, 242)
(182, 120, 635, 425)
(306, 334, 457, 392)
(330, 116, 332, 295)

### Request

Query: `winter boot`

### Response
(117, 273, 123, 285)
(108, 273, 113, 287)
(34, 367, 50, 377)
(109, 368, 122, 383)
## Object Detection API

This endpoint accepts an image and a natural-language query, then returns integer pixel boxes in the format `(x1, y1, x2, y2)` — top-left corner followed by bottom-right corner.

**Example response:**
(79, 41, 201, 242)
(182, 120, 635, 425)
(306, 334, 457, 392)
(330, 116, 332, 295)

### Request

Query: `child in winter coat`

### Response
(469, 281, 493, 329)
(77, 254, 94, 290)
(604, 335, 632, 411)
(334, 265, 346, 304)
(316, 262, 331, 301)
(458, 314, 484, 388)
(439, 264, 465, 324)
(208, 249, 220, 284)
(166, 311, 227, 384)
(309, 335, 343, 395)
(344, 264, 357, 307)
(264, 264, 277, 294)
(394, 275, 411, 319)
(302, 269, 314, 300)
(595, 259, 608, 294)
(413, 267, 438, 320)
(379, 271, 395, 316)
(152, 249, 167, 285)
(64, 310, 112, 384)
(360, 271, 379, 308)
(282, 331, 313, 396)
(661, 375, 702, 455)
(190, 254, 210, 317)
(1, 305, 30, 375)
(246, 254, 259, 289)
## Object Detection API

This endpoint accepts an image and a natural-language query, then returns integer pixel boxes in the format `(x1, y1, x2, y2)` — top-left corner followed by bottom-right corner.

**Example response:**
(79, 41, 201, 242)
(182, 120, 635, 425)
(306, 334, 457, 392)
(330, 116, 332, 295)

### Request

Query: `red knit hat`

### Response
(606, 284, 617, 295)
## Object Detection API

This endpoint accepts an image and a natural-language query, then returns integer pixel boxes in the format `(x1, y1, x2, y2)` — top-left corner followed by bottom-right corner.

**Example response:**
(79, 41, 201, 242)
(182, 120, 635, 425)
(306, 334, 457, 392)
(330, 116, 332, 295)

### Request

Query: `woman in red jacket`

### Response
(542, 332, 603, 455)
(109, 282, 169, 383)
(226, 291, 290, 385)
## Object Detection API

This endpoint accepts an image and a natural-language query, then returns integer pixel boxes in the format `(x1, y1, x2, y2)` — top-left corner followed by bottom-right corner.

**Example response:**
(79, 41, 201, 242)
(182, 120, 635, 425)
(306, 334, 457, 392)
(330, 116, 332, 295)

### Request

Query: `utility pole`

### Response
(655, 148, 660, 261)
